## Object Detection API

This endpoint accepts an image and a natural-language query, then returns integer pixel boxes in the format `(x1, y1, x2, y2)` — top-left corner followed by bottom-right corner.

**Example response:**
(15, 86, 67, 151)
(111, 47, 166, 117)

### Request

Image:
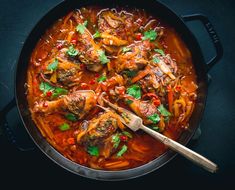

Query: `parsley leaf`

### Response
(83, 20, 88, 27)
(112, 134, 120, 148)
(122, 131, 132, 138)
(147, 113, 160, 124)
(93, 30, 101, 38)
(152, 125, 160, 132)
(117, 145, 128, 157)
(142, 30, 157, 41)
(164, 116, 170, 122)
(125, 99, 133, 105)
(47, 59, 58, 71)
(98, 50, 110, 64)
(52, 87, 68, 98)
(154, 49, 165, 56)
(126, 84, 141, 99)
(122, 47, 132, 53)
(158, 104, 171, 117)
(59, 123, 70, 131)
(39, 82, 68, 97)
(87, 146, 99, 156)
(153, 57, 160, 63)
(122, 70, 137, 77)
(76, 20, 88, 34)
(97, 75, 107, 82)
(39, 82, 54, 95)
(65, 113, 77, 122)
(67, 45, 79, 57)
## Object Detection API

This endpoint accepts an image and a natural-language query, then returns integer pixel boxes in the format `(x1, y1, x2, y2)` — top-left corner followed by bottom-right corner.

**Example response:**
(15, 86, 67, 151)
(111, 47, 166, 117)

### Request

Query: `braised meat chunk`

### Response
(98, 10, 126, 37)
(76, 111, 125, 158)
(65, 90, 97, 119)
(33, 90, 96, 120)
(70, 12, 107, 72)
(115, 41, 151, 73)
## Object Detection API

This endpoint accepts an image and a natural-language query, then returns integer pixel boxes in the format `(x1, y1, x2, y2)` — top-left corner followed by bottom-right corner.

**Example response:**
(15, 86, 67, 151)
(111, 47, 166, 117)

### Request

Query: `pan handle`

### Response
(0, 98, 34, 151)
(182, 14, 223, 72)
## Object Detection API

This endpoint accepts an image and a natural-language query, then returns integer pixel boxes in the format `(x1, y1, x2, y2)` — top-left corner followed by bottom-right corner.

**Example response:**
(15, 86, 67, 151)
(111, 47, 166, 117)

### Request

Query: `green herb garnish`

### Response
(142, 30, 157, 41)
(83, 20, 88, 27)
(93, 30, 101, 38)
(117, 145, 128, 157)
(153, 57, 160, 63)
(122, 131, 132, 138)
(65, 113, 77, 122)
(122, 47, 132, 53)
(67, 45, 79, 57)
(47, 59, 58, 71)
(52, 87, 68, 98)
(112, 134, 121, 148)
(164, 116, 170, 122)
(59, 123, 70, 131)
(152, 126, 160, 132)
(147, 113, 160, 124)
(158, 104, 171, 117)
(87, 146, 99, 156)
(39, 82, 68, 97)
(125, 99, 133, 105)
(126, 84, 141, 99)
(97, 75, 107, 82)
(76, 20, 88, 34)
(154, 49, 165, 56)
(98, 50, 110, 64)
(39, 82, 54, 95)
(123, 70, 137, 78)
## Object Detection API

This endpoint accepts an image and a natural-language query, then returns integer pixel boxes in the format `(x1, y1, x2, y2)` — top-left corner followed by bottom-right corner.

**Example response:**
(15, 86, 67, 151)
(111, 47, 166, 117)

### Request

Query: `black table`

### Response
(0, 0, 234, 188)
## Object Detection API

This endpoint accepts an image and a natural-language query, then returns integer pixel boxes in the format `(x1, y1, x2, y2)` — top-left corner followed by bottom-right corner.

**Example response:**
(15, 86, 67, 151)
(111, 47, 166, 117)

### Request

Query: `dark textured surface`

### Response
(0, 0, 234, 188)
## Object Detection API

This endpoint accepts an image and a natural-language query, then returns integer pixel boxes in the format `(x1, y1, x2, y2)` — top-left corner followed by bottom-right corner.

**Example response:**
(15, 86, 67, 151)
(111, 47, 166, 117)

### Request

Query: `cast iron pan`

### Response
(0, 0, 223, 180)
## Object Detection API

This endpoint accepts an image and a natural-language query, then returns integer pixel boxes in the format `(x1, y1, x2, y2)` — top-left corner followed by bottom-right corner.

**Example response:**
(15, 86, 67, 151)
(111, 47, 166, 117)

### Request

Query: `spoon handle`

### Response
(140, 125, 218, 173)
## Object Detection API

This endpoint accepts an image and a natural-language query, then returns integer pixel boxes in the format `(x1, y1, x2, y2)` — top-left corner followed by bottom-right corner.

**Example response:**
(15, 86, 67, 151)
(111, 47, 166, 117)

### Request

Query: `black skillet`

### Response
(0, 0, 223, 180)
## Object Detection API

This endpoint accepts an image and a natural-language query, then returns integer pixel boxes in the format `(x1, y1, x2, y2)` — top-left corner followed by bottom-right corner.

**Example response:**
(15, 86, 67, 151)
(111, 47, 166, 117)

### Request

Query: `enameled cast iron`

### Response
(0, 0, 223, 180)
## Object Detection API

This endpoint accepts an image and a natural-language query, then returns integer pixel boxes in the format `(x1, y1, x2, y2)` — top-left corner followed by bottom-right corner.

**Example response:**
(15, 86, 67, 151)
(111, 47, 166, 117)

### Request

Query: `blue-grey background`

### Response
(0, 0, 234, 188)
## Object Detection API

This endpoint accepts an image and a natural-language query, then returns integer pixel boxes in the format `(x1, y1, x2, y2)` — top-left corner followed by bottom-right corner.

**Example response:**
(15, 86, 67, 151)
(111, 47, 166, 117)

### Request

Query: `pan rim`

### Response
(14, 0, 208, 180)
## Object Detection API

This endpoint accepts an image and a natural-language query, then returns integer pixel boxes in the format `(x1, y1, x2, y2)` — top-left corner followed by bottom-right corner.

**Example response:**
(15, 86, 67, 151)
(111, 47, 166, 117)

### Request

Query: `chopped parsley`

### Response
(65, 113, 77, 122)
(76, 20, 88, 34)
(151, 125, 160, 132)
(147, 113, 160, 124)
(125, 99, 133, 105)
(59, 123, 70, 131)
(67, 45, 79, 57)
(39, 82, 68, 97)
(122, 131, 132, 138)
(87, 146, 99, 156)
(112, 134, 121, 148)
(164, 116, 170, 122)
(97, 75, 107, 82)
(122, 70, 137, 77)
(122, 47, 132, 53)
(154, 49, 165, 56)
(126, 84, 141, 99)
(98, 50, 110, 64)
(39, 82, 54, 95)
(142, 30, 157, 41)
(158, 104, 171, 117)
(52, 87, 68, 98)
(47, 59, 58, 71)
(153, 57, 160, 63)
(117, 145, 128, 157)
(93, 30, 101, 38)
